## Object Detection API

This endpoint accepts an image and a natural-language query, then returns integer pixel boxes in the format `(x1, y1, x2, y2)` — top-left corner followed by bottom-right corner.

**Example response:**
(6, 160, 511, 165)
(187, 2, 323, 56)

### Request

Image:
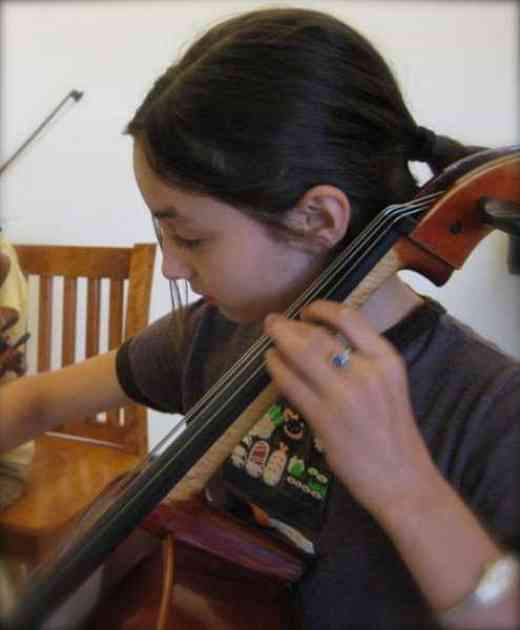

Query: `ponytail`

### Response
(408, 126, 487, 175)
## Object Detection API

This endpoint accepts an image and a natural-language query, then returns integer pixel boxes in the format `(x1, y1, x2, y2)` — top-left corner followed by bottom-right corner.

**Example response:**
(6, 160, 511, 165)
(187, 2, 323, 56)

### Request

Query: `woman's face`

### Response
(133, 142, 322, 323)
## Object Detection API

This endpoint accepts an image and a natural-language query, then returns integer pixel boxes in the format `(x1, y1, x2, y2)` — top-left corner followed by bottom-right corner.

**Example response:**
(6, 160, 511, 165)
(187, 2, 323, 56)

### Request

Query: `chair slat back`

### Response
(62, 277, 77, 366)
(38, 276, 53, 372)
(14, 243, 156, 456)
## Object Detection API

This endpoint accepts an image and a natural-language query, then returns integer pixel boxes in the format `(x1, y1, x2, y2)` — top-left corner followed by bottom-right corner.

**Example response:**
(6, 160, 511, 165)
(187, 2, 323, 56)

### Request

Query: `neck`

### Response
(360, 275, 423, 333)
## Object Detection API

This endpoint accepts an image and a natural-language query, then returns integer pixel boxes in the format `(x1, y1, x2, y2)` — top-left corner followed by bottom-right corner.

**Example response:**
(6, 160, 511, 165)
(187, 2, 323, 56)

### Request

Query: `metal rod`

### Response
(0, 89, 84, 177)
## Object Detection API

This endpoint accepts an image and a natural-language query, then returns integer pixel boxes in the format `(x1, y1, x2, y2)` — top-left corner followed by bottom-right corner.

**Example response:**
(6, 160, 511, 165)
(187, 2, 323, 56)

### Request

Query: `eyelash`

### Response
(160, 228, 203, 250)
(153, 218, 205, 250)
(172, 235, 204, 249)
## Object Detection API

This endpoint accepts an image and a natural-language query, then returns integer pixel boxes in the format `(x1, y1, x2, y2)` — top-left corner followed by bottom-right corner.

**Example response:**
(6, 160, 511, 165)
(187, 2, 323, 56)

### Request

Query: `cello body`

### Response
(90, 535, 300, 630)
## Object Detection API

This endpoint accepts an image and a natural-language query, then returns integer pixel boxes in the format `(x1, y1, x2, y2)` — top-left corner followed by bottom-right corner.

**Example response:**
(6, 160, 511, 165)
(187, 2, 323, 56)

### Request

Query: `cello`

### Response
(1, 143, 519, 630)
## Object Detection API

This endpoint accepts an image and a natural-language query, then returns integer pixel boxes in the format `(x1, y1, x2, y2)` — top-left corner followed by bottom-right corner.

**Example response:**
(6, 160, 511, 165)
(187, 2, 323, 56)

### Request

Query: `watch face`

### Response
(478, 556, 519, 605)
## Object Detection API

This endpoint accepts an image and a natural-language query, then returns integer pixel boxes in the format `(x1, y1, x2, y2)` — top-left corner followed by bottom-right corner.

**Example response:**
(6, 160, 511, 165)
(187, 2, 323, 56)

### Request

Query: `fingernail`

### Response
(264, 313, 281, 332)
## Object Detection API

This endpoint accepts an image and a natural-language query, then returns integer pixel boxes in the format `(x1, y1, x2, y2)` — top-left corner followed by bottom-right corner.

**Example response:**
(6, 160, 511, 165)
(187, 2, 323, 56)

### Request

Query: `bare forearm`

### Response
(0, 374, 45, 451)
(0, 350, 130, 453)
(379, 464, 519, 628)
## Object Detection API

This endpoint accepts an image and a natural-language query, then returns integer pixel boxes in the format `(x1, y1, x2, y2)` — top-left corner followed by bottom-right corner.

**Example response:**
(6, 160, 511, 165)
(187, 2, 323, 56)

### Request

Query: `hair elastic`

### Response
(409, 126, 437, 162)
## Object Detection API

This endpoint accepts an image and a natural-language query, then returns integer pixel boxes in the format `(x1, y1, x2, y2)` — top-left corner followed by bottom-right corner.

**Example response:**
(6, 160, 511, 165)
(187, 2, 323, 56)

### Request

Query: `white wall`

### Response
(1, 1, 518, 449)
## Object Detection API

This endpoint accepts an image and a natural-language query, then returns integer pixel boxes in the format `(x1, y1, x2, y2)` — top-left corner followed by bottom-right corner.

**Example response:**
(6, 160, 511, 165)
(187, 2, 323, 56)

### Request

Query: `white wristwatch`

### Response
(439, 553, 519, 624)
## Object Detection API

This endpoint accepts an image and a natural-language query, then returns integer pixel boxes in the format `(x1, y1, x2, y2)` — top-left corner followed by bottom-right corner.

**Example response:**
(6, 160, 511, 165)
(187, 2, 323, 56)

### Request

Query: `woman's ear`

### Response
(287, 185, 350, 252)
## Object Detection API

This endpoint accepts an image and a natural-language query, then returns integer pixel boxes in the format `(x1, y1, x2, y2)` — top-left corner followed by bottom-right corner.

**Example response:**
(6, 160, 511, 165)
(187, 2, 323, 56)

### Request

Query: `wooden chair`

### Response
(0, 243, 157, 559)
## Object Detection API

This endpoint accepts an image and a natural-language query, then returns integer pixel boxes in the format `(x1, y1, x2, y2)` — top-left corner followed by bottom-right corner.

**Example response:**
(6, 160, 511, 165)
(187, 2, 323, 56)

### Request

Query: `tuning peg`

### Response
(479, 197, 520, 237)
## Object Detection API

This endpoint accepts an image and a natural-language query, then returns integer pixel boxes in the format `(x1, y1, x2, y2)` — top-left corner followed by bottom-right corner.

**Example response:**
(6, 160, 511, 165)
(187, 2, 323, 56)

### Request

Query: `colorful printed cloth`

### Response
(222, 397, 333, 554)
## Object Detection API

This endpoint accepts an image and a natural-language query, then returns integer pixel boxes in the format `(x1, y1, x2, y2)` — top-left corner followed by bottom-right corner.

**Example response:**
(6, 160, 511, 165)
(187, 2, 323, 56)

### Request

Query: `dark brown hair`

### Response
(127, 8, 469, 239)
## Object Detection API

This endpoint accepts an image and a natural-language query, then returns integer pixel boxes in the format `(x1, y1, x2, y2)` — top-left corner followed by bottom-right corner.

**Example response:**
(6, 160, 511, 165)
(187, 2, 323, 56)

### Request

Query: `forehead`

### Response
(132, 142, 188, 217)
(133, 141, 224, 228)
(132, 140, 275, 239)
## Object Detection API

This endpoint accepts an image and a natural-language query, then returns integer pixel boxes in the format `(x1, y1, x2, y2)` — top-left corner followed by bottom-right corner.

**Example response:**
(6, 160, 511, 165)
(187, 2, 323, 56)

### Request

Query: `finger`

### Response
(0, 348, 17, 370)
(0, 307, 19, 334)
(264, 313, 349, 392)
(300, 300, 394, 358)
(265, 313, 347, 370)
(264, 346, 327, 426)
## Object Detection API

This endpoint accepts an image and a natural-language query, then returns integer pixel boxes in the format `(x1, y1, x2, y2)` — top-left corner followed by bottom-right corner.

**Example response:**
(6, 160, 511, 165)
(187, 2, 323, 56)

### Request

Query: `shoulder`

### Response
(184, 300, 262, 375)
(397, 297, 520, 470)
(407, 303, 520, 545)
(431, 308, 519, 389)
(184, 298, 238, 339)
(393, 297, 520, 392)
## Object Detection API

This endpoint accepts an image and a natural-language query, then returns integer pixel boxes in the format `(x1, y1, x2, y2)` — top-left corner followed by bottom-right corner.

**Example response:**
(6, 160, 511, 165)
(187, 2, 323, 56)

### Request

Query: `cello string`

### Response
(285, 191, 444, 317)
(138, 193, 443, 493)
(290, 191, 446, 314)
(14, 151, 518, 630)
(41, 190, 445, 552)
(144, 190, 444, 460)
(180, 191, 443, 410)
(186, 191, 442, 392)
(42, 149, 520, 550)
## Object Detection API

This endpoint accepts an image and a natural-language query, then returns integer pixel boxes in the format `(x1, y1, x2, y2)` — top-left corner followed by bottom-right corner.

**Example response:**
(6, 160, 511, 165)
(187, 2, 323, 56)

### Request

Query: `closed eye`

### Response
(171, 234, 204, 249)
(153, 218, 205, 250)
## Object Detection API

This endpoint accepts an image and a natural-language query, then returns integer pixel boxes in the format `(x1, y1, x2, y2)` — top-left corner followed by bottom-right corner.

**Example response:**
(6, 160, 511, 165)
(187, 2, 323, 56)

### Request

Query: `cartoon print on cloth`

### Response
(246, 440, 270, 478)
(250, 412, 278, 439)
(222, 396, 334, 553)
(263, 443, 288, 486)
(283, 408, 305, 441)
(230, 444, 247, 469)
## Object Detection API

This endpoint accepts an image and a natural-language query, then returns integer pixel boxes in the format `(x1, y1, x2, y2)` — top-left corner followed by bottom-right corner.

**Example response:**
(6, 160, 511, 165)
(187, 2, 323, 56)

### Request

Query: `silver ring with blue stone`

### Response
(331, 345, 352, 368)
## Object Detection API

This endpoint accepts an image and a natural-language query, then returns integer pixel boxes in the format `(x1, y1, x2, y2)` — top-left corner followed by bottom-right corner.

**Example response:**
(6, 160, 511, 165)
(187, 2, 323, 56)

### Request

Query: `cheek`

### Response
(208, 247, 264, 301)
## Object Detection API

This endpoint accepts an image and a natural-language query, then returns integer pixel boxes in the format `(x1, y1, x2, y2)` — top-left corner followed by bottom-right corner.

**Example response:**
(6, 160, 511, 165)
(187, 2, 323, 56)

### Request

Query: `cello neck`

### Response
(166, 245, 406, 502)
(169, 147, 520, 500)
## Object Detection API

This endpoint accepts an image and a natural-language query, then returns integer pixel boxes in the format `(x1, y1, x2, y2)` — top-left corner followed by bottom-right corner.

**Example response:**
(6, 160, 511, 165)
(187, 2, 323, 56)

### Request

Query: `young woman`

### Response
(1, 8, 518, 629)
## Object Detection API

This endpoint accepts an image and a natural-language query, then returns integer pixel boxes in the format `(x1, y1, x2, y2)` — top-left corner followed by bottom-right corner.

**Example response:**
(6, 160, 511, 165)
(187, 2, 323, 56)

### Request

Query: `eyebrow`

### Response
(152, 207, 194, 224)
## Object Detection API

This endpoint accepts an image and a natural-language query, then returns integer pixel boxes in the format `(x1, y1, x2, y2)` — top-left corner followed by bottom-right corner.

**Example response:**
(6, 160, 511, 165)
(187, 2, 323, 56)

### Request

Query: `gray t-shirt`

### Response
(116, 298, 520, 629)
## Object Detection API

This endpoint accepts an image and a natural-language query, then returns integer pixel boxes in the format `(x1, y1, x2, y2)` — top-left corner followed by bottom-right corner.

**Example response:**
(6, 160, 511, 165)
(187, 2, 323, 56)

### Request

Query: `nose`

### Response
(161, 242, 193, 281)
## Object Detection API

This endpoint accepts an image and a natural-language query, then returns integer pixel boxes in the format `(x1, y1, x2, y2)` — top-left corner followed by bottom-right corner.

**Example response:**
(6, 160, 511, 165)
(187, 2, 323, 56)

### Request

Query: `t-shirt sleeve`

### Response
(115, 313, 183, 413)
